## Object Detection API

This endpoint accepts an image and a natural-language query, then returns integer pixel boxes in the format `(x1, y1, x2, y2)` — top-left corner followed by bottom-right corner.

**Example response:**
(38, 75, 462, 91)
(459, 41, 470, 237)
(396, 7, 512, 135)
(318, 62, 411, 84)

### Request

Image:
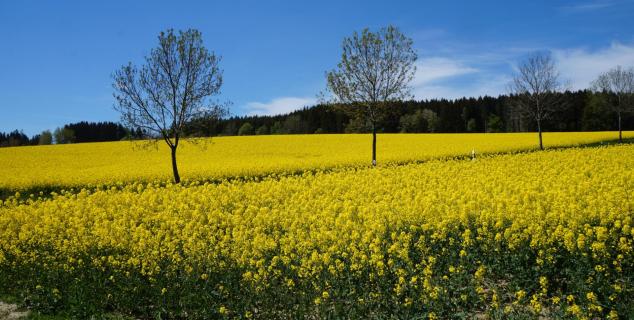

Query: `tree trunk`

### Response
(171, 146, 181, 183)
(372, 125, 377, 166)
(537, 119, 543, 150)
(618, 111, 622, 143)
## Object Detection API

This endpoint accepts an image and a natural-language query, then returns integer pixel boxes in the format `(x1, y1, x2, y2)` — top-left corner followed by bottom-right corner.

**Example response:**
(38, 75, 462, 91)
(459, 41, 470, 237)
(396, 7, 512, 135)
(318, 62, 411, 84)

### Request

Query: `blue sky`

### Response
(1, 0, 634, 136)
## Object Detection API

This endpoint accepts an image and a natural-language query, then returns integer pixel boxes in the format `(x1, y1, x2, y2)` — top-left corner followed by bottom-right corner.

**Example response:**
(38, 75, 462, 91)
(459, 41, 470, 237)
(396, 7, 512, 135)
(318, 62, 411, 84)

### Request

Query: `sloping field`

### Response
(0, 131, 631, 192)
(1, 144, 632, 318)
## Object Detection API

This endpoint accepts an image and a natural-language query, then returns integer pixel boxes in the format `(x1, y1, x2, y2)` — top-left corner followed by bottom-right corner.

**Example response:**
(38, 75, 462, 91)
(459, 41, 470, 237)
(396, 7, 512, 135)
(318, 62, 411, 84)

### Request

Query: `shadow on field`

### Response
(1, 137, 633, 202)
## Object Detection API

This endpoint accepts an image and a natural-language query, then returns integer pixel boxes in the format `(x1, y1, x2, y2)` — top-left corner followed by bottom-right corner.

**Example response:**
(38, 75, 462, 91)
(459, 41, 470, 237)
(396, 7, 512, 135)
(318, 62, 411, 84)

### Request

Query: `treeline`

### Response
(0, 130, 41, 147)
(62, 121, 129, 143)
(185, 90, 633, 136)
(3, 90, 632, 147)
(0, 121, 130, 147)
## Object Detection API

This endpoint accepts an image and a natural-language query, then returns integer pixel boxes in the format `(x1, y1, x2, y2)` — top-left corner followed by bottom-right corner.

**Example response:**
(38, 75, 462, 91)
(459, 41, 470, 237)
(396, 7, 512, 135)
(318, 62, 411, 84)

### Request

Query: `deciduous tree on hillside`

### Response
(509, 52, 567, 150)
(325, 25, 417, 165)
(591, 65, 634, 142)
(113, 29, 226, 183)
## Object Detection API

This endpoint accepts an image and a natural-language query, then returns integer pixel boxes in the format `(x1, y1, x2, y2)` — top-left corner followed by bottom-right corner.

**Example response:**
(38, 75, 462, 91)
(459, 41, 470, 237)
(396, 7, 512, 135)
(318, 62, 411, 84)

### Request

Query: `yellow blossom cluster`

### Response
(0, 144, 633, 318)
(0, 131, 631, 193)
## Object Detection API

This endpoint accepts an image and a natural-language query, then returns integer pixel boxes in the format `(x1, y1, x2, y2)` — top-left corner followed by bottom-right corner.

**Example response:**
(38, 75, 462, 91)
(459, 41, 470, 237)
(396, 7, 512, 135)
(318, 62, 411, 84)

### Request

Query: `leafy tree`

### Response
(581, 91, 613, 131)
(591, 65, 634, 142)
(270, 121, 285, 134)
(238, 122, 254, 136)
(486, 115, 503, 133)
(221, 122, 238, 136)
(255, 125, 269, 135)
(39, 130, 53, 145)
(54, 127, 75, 144)
(344, 117, 371, 133)
(466, 118, 477, 132)
(283, 115, 305, 134)
(399, 109, 428, 133)
(112, 29, 225, 183)
(325, 25, 417, 165)
(421, 109, 439, 133)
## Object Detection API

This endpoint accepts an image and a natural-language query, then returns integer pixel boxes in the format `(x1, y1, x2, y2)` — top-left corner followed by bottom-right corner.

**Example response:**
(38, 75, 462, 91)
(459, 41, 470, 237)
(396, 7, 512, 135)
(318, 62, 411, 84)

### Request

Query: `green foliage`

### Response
(221, 122, 238, 136)
(466, 118, 477, 132)
(582, 92, 613, 131)
(53, 128, 74, 144)
(255, 125, 269, 135)
(270, 121, 285, 134)
(487, 115, 503, 133)
(283, 115, 306, 134)
(344, 117, 370, 133)
(399, 109, 428, 133)
(421, 109, 439, 133)
(38, 131, 53, 145)
(238, 122, 254, 136)
(208, 91, 634, 136)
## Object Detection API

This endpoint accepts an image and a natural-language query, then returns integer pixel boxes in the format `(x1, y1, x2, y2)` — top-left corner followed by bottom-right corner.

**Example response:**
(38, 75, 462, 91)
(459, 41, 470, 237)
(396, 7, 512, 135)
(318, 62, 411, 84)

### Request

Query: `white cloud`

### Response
(244, 96, 317, 116)
(242, 43, 634, 109)
(552, 43, 634, 89)
(410, 57, 509, 100)
(412, 57, 478, 86)
(413, 75, 510, 100)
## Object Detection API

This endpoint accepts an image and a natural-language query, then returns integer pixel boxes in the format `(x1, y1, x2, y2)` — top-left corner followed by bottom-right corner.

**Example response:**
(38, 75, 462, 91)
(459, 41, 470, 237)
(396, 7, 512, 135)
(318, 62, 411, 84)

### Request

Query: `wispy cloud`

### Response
(411, 28, 448, 43)
(413, 75, 510, 100)
(552, 42, 634, 89)
(412, 57, 478, 86)
(560, 0, 617, 12)
(243, 96, 317, 116)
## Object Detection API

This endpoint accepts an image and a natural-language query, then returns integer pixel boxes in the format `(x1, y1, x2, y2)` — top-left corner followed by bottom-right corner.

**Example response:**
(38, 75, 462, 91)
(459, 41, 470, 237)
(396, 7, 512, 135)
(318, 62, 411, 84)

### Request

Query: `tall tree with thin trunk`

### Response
(509, 52, 566, 150)
(325, 25, 417, 166)
(113, 29, 224, 183)
(591, 65, 634, 142)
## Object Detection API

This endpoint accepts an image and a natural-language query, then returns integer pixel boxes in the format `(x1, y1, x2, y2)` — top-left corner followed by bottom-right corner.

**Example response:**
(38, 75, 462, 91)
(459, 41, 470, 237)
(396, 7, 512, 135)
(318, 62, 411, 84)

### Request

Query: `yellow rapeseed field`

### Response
(1, 144, 632, 318)
(0, 131, 631, 192)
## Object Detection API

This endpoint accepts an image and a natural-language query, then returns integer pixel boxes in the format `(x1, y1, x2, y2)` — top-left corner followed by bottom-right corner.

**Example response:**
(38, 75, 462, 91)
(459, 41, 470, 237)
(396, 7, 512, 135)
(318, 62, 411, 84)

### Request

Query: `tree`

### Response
(0, 130, 30, 147)
(113, 29, 224, 183)
(399, 109, 428, 133)
(255, 125, 269, 135)
(221, 122, 238, 136)
(509, 52, 566, 150)
(39, 130, 53, 145)
(54, 127, 75, 144)
(421, 109, 439, 133)
(238, 122, 254, 136)
(325, 25, 417, 165)
(270, 121, 285, 134)
(591, 65, 634, 142)
(466, 118, 477, 132)
(283, 115, 306, 134)
(63, 121, 128, 143)
(582, 91, 613, 131)
(344, 117, 371, 133)
(486, 115, 503, 133)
